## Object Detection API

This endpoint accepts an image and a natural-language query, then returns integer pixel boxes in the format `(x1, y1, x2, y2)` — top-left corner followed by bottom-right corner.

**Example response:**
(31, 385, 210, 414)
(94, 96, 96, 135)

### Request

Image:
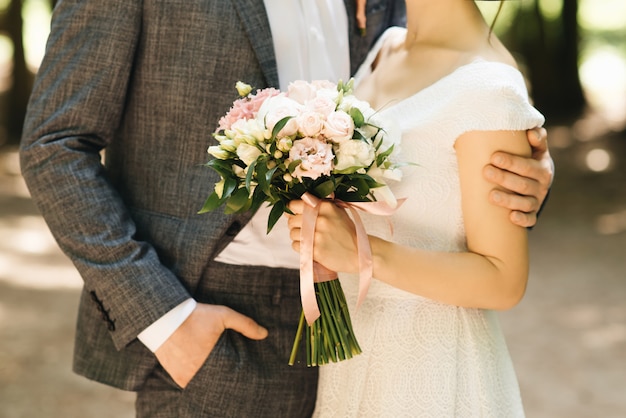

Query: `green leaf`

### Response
(333, 165, 365, 175)
(349, 107, 364, 128)
(249, 187, 267, 213)
(272, 116, 293, 139)
(245, 158, 258, 191)
(206, 158, 238, 178)
(288, 159, 302, 174)
(255, 156, 269, 194)
(267, 201, 286, 233)
(352, 129, 366, 141)
(313, 179, 336, 198)
(264, 166, 279, 195)
(197, 191, 223, 214)
(376, 144, 395, 166)
(225, 187, 250, 214)
(222, 176, 238, 200)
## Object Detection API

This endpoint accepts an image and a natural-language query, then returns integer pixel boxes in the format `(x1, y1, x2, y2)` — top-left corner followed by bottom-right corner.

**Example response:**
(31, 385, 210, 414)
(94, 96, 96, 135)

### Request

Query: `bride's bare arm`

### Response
(369, 130, 531, 310)
(287, 129, 531, 311)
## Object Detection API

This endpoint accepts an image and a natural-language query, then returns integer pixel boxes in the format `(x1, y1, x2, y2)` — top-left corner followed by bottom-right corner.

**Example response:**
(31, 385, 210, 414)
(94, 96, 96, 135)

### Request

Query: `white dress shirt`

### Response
(138, 0, 350, 352)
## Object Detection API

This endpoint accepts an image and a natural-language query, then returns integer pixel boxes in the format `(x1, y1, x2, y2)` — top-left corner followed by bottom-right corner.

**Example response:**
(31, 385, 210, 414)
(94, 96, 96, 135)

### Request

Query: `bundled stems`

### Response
(288, 279, 362, 367)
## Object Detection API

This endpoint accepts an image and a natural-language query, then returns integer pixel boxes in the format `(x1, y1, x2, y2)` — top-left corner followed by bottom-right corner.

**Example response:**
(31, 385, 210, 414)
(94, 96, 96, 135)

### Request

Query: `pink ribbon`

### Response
(299, 192, 403, 325)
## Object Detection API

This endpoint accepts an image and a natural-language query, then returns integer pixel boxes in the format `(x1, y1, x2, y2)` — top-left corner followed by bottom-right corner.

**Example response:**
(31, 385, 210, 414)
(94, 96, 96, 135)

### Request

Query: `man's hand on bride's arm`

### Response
(483, 127, 554, 228)
(154, 304, 268, 388)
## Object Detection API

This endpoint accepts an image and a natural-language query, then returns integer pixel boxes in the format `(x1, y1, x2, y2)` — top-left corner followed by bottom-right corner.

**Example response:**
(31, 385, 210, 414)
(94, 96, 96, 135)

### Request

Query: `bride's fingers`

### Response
(289, 226, 302, 242)
(287, 200, 304, 214)
(286, 214, 302, 230)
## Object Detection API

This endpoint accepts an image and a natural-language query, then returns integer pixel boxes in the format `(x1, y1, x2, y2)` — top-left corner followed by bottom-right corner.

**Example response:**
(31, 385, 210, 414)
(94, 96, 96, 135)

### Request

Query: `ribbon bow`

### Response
(299, 192, 402, 324)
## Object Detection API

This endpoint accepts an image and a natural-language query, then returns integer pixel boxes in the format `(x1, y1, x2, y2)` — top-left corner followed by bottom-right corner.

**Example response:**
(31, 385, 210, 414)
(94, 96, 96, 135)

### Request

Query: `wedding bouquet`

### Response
(200, 79, 402, 366)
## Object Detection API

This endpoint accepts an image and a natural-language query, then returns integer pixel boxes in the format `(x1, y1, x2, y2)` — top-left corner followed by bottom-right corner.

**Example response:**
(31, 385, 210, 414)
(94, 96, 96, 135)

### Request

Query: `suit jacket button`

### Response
(225, 221, 242, 237)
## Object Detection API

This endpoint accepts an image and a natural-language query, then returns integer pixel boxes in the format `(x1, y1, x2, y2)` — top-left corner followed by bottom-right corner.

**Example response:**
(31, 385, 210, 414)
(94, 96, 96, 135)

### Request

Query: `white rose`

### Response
(333, 139, 375, 172)
(384, 168, 403, 182)
(338, 95, 376, 119)
(312, 87, 340, 104)
(236, 143, 263, 166)
(230, 119, 269, 145)
(287, 80, 316, 104)
(296, 111, 324, 137)
(365, 165, 399, 208)
(257, 95, 301, 137)
(356, 124, 380, 141)
(372, 184, 398, 208)
(323, 111, 354, 143)
(367, 164, 402, 183)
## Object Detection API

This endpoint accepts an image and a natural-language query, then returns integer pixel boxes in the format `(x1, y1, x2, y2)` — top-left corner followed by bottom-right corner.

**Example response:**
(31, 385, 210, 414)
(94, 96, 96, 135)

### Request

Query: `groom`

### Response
(20, 0, 552, 416)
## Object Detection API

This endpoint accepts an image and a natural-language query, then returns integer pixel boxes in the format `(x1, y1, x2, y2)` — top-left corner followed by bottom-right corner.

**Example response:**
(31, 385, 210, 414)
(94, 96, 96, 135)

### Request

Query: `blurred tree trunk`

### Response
(506, 0, 586, 123)
(5, 0, 33, 145)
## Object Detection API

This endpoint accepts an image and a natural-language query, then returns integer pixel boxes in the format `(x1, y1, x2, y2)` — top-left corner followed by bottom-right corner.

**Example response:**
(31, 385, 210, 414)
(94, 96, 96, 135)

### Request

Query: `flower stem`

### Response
(288, 310, 306, 366)
(288, 278, 362, 367)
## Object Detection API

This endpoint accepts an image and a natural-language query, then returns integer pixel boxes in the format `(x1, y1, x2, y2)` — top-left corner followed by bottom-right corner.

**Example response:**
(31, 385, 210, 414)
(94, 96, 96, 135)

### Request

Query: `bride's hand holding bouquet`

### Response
(286, 200, 361, 276)
(200, 78, 403, 366)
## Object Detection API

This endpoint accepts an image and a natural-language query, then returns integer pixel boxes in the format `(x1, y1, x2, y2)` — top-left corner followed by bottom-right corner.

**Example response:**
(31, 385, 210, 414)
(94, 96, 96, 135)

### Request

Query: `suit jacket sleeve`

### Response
(20, 0, 191, 350)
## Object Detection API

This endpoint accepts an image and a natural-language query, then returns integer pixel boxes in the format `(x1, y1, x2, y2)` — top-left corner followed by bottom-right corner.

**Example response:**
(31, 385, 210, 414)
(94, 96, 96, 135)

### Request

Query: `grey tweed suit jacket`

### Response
(20, 0, 405, 392)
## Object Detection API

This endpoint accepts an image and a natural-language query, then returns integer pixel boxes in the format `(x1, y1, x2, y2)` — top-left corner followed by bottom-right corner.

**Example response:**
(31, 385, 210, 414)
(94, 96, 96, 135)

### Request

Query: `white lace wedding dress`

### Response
(313, 27, 544, 418)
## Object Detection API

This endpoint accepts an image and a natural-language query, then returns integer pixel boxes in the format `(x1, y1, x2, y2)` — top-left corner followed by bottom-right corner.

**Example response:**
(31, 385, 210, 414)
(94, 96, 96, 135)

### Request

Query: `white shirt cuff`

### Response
(137, 298, 197, 352)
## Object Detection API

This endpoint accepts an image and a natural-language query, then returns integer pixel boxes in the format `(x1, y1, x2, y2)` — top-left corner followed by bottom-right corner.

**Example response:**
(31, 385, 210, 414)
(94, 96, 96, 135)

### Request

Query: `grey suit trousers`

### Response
(135, 261, 318, 417)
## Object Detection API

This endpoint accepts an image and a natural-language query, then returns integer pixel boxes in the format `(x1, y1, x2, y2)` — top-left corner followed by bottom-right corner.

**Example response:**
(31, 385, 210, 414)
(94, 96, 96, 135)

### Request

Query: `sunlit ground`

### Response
(0, 152, 82, 289)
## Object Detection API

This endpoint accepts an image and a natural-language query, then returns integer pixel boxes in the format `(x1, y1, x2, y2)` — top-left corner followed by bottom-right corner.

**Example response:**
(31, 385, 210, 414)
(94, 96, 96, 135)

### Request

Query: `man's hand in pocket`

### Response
(154, 303, 268, 388)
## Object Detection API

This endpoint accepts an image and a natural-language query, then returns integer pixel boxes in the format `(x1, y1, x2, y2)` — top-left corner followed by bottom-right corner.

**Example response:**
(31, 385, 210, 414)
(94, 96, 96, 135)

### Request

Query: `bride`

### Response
(287, 1, 543, 416)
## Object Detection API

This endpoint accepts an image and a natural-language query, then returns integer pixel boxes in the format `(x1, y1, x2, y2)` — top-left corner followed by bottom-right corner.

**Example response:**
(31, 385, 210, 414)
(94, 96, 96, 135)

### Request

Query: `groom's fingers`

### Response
(219, 306, 268, 340)
(155, 304, 268, 388)
(483, 162, 541, 199)
(528, 127, 548, 156)
(489, 190, 539, 228)
(510, 210, 538, 228)
(489, 151, 543, 180)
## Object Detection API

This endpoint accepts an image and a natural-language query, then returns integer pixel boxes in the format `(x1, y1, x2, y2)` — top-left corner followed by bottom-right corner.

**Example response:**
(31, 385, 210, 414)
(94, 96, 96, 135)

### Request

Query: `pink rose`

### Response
(310, 80, 337, 90)
(288, 137, 334, 180)
(305, 95, 337, 117)
(296, 111, 324, 137)
(287, 80, 317, 104)
(323, 111, 354, 143)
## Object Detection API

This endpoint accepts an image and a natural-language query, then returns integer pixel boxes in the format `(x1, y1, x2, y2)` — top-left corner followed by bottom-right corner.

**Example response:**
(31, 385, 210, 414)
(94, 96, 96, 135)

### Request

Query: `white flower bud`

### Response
(207, 145, 230, 160)
(236, 81, 253, 97)
(277, 137, 293, 152)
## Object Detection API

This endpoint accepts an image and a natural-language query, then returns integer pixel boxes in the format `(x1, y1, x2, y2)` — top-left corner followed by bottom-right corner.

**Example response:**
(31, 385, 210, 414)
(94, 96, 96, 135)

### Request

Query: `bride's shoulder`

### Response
(441, 53, 531, 110)
(374, 26, 406, 55)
